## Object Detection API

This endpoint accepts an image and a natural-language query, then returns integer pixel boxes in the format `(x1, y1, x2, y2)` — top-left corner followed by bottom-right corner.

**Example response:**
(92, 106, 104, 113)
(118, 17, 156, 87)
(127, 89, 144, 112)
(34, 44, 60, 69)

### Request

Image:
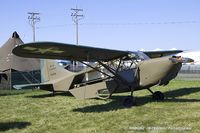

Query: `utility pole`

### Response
(71, 6, 84, 45)
(71, 6, 84, 70)
(28, 12, 40, 42)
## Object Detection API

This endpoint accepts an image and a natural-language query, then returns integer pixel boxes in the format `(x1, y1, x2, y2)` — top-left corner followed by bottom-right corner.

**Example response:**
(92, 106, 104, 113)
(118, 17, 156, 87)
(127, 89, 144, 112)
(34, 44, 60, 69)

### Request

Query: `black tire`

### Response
(153, 91, 164, 101)
(123, 96, 136, 107)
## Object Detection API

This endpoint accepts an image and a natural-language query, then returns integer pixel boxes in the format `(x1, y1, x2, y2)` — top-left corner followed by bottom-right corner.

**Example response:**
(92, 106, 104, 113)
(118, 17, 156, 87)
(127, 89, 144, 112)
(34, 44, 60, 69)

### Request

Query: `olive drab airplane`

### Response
(12, 42, 193, 107)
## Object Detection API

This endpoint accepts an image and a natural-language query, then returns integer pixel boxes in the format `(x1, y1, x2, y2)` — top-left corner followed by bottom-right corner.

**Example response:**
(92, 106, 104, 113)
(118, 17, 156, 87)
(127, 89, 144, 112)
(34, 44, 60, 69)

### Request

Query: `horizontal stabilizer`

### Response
(13, 83, 53, 91)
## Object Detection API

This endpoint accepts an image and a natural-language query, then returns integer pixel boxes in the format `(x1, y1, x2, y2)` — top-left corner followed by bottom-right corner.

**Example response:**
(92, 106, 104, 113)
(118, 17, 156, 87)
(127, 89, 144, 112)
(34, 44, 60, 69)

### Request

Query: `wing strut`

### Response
(97, 60, 130, 86)
(78, 59, 131, 98)
(79, 61, 113, 79)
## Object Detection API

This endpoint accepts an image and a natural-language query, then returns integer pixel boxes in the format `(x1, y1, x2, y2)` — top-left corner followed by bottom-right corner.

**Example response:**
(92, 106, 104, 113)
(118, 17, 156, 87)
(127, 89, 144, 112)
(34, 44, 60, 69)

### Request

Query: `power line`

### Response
(79, 21, 200, 26)
(28, 12, 40, 42)
(36, 20, 199, 29)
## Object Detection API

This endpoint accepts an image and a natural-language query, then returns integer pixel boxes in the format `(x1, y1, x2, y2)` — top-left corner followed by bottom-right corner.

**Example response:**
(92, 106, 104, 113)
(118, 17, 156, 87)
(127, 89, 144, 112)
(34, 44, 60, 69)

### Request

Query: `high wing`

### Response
(13, 42, 129, 62)
(144, 50, 183, 58)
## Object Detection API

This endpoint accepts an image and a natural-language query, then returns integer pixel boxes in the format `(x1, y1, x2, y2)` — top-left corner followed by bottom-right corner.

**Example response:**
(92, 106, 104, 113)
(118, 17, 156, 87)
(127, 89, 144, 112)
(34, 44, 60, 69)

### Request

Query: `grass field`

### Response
(0, 80, 200, 133)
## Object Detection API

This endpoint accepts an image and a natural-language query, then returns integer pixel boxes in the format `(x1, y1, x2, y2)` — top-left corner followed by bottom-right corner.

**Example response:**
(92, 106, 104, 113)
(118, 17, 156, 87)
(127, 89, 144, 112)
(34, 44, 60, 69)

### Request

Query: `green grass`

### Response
(0, 80, 200, 133)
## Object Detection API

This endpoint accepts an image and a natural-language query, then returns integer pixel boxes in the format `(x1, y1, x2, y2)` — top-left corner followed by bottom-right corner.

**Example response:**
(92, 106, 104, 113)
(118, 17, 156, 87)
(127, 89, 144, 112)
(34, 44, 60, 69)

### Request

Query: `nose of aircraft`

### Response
(138, 56, 194, 87)
(159, 57, 182, 85)
(159, 56, 194, 85)
(138, 56, 192, 87)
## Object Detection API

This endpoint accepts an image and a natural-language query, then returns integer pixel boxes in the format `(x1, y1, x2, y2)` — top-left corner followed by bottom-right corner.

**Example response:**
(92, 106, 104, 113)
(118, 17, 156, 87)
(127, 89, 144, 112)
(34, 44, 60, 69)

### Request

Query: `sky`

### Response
(0, 0, 200, 51)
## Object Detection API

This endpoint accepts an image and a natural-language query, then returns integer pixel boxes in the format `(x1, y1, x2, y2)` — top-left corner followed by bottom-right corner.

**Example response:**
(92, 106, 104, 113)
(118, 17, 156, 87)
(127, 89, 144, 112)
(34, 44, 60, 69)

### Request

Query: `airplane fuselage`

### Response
(101, 56, 182, 94)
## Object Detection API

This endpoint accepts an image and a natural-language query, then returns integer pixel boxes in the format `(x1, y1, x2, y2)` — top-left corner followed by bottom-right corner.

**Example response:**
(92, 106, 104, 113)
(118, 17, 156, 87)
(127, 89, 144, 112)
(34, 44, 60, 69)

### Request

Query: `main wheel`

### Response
(123, 96, 136, 107)
(152, 91, 164, 101)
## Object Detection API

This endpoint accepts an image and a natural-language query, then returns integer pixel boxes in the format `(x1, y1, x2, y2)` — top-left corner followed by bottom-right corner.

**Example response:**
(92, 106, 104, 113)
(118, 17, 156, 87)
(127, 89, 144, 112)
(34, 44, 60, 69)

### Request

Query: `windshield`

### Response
(128, 51, 150, 61)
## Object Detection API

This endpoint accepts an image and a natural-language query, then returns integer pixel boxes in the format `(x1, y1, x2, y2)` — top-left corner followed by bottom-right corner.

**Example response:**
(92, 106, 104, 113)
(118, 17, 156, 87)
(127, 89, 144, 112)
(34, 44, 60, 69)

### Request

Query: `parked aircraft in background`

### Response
(12, 42, 193, 107)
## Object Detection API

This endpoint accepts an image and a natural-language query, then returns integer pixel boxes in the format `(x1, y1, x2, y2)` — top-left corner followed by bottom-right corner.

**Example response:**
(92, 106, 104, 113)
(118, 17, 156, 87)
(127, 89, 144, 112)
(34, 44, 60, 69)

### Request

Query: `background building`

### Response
(177, 64, 200, 80)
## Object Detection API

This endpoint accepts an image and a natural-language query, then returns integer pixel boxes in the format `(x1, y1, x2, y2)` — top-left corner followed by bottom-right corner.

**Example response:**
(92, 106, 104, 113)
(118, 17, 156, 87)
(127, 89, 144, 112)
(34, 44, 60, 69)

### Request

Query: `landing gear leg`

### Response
(52, 90, 55, 96)
(147, 88, 164, 101)
(123, 90, 136, 108)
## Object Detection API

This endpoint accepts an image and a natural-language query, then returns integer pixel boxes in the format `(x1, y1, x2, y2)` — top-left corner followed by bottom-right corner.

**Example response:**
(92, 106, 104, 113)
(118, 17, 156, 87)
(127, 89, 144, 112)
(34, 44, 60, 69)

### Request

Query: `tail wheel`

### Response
(97, 89, 111, 99)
